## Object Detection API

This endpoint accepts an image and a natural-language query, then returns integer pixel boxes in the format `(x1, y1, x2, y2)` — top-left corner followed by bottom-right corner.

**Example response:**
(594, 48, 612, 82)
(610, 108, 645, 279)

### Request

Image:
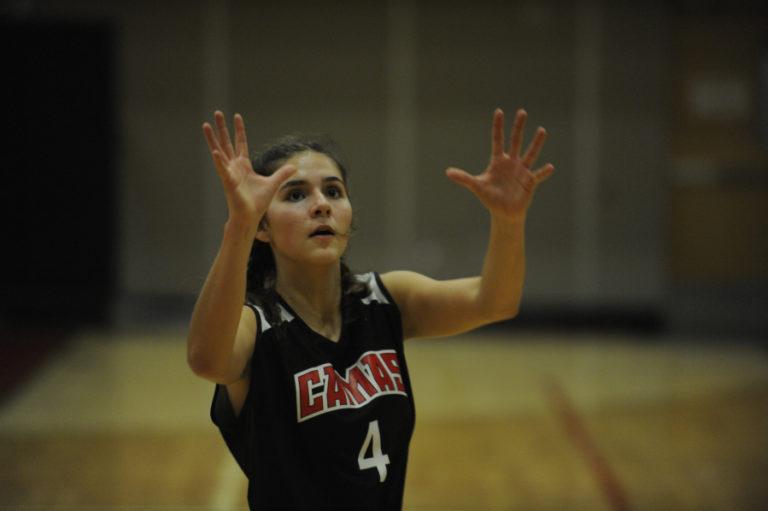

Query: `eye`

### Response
(325, 185, 344, 199)
(286, 189, 305, 202)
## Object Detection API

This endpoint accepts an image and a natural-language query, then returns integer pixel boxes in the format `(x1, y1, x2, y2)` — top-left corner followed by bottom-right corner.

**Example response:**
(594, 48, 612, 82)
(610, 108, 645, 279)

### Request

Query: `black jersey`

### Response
(211, 272, 416, 510)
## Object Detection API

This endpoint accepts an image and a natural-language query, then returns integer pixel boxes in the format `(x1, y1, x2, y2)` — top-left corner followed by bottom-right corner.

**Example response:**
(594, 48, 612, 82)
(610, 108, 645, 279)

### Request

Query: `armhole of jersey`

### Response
(211, 383, 236, 427)
(371, 272, 405, 342)
(211, 302, 264, 428)
(372, 272, 396, 306)
(244, 302, 269, 335)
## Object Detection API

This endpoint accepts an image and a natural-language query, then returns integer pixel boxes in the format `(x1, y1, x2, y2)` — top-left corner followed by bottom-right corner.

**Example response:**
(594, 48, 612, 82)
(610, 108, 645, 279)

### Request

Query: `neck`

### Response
(274, 262, 343, 341)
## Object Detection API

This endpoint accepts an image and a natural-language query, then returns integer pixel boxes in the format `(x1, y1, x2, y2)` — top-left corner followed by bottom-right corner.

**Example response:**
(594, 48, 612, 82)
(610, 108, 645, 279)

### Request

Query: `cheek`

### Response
(269, 198, 302, 219)
(339, 203, 353, 231)
(264, 207, 301, 239)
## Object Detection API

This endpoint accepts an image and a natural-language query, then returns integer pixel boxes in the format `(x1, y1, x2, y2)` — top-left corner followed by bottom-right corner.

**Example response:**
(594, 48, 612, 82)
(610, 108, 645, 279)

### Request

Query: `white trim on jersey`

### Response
(250, 272, 383, 331)
(252, 305, 272, 333)
(357, 272, 390, 305)
(277, 304, 295, 323)
(249, 302, 294, 334)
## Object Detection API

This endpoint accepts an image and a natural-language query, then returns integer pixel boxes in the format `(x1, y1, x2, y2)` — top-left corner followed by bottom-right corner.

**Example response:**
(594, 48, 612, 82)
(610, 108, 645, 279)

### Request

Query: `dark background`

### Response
(1, 0, 766, 340)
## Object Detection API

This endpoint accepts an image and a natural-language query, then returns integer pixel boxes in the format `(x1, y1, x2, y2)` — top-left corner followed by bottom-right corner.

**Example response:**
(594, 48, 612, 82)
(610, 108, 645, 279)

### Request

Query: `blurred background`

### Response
(0, 0, 766, 510)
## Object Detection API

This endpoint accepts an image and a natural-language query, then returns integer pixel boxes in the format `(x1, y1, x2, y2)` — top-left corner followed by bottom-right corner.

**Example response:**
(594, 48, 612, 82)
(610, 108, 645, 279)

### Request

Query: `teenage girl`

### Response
(187, 108, 553, 510)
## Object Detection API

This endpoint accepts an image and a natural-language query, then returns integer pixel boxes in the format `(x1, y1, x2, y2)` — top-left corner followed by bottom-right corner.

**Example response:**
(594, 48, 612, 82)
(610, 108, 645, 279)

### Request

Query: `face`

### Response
(256, 151, 352, 268)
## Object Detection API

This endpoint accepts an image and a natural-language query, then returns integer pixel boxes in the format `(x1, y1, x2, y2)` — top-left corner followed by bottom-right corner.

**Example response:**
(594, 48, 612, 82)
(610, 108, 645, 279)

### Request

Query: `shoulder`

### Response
(379, 270, 433, 304)
(380, 270, 486, 340)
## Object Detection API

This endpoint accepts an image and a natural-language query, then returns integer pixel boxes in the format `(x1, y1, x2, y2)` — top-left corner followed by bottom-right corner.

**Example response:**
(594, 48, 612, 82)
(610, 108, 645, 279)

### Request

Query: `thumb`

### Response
(268, 163, 298, 189)
(445, 167, 479, 193)
(532, 163, 555, 185)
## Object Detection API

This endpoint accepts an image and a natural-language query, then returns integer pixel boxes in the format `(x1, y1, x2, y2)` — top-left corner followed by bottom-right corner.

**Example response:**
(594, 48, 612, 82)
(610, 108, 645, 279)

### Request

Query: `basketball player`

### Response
(187, 108, 554, 509)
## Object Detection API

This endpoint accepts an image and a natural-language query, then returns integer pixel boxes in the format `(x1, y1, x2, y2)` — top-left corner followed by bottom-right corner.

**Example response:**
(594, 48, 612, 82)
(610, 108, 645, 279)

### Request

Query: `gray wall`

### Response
(10, 0, 763, 332)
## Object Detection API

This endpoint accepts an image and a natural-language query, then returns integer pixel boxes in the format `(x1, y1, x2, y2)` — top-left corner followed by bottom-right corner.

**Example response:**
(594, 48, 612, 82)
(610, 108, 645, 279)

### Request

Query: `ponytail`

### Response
(245, 239, 280, 326)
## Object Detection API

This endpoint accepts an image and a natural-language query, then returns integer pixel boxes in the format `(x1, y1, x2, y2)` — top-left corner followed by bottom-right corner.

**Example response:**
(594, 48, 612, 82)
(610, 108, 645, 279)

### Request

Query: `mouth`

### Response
(309, 226, 335, 238)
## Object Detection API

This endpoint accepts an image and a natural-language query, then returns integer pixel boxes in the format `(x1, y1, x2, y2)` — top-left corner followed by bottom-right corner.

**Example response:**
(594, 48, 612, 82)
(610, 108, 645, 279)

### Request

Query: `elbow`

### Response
(469, 304, 519, 331)
(187, 349, 208, 378)
(187, 344, 220, 381)
(187, 342, 241, 384)
(487, 302, 520, 325)
(498, 305, 520, 323)
(475, 286, 521, 325)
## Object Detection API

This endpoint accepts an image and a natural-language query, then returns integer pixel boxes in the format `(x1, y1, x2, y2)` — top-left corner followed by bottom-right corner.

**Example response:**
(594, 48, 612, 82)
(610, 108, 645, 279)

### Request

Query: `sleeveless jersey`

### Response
(211, 272, 416, 510)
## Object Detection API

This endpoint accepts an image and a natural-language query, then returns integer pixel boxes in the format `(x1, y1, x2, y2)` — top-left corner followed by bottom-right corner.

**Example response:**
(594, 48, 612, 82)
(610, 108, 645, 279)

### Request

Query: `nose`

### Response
(310, 190, 331, 217)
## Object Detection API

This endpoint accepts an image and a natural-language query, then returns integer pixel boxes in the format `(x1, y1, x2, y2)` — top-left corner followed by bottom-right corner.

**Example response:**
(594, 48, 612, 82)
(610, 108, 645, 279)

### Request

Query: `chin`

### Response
(302, 247, 344, 266)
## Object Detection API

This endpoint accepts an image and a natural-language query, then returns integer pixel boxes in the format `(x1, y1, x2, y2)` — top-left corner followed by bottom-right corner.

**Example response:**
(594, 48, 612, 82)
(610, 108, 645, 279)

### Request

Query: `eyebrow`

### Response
(279, 176, 345, 192)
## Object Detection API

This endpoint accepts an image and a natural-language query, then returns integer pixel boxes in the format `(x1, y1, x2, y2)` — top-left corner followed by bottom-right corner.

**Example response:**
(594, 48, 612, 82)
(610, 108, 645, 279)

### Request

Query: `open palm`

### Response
(203, 111, 296, 226)
(446, 109, 554, 223)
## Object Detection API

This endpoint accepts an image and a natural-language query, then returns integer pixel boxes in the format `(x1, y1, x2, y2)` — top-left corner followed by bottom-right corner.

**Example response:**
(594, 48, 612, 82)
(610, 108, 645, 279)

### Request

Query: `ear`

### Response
(254, 216, 270, 243)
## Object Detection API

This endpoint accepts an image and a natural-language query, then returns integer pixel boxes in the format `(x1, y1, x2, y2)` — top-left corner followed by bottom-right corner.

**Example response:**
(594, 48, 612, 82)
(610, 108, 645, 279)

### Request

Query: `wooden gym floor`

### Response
(1, 327, 766, 510)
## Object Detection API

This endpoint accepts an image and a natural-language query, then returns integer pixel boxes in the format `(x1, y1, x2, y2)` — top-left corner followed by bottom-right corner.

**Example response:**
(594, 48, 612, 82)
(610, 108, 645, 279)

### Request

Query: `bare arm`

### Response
(188, 221, 257, 383)
(187, 111, 296, 383)
(383, 108, 554, 340)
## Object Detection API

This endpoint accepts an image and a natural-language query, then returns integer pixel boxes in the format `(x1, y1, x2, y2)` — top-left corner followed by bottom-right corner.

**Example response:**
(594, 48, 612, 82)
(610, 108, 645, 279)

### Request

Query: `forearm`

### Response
(476, 215, 526, 321)
(187, 219, 255, 377)
(384, 216, 526, 340)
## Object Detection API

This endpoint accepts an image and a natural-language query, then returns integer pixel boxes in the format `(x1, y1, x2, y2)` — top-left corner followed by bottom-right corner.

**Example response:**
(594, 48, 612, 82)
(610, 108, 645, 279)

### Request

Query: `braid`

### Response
(245, 239, 281, 327)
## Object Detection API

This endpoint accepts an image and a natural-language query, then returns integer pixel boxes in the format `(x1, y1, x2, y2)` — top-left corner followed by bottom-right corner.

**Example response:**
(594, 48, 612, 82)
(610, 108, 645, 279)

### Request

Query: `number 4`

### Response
(358, 420, 390, 482)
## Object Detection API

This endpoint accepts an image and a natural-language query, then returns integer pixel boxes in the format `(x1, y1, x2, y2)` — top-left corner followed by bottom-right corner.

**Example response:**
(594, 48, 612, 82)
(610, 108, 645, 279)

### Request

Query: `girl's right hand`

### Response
(203, 111, 297, 231)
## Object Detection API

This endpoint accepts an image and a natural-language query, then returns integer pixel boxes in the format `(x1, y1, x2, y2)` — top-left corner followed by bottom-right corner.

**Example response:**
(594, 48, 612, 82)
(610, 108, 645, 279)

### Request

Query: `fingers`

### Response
(209, 150, 232, 186)
(204, 110, 248, 168)
(497, 107, 548, 169)
(202, 122, 221, 155)
(522, 127, 547, 169)
(203, 123, 230, 176)
(491, 109, 505, 158)
(214, 111, 235, 158)
(508, 109, 527, 157)
(233, 113, 249, 157)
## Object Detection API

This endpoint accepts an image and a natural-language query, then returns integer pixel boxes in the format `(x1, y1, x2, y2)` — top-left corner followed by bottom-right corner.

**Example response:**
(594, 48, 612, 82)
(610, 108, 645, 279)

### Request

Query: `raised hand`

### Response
(203, 111, 296, 229)
(446, 108, 554, 223)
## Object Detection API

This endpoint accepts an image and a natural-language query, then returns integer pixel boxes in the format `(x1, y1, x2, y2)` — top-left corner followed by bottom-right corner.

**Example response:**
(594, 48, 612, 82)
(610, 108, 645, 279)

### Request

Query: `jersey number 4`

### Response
(358, 420, 390, 482)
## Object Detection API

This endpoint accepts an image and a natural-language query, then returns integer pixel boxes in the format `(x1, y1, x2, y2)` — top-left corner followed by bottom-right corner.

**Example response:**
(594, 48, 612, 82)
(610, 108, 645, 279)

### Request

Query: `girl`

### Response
(188, 109, 553, 510)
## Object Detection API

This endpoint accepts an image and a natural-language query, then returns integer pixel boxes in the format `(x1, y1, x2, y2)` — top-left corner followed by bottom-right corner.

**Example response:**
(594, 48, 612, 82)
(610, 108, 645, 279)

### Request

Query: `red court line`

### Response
(543, 377, 632, 511)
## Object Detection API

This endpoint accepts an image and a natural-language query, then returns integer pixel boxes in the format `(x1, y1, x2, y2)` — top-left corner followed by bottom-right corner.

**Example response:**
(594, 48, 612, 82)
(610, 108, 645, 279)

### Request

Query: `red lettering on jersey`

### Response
(361, 353, 396, 392)
(297, 369, 324, 418)
(295, 350, 408, 422)
(323, 366, 348, 409)
(339, 366, 379, 404)
(379, 352, 405, 392)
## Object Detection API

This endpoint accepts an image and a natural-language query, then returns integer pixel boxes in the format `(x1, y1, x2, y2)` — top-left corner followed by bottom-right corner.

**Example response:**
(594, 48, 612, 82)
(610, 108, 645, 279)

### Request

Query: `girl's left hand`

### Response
(446, 108, 554, 223)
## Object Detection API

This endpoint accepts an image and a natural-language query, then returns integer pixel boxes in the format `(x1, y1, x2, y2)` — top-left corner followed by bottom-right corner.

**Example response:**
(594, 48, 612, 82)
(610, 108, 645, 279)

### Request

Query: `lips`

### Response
(309, 225, 335, 237)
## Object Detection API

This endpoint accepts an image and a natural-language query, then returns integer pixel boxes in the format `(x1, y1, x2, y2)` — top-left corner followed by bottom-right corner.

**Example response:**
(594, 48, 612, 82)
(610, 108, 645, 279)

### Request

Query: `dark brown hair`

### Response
(246, 134, 368, 327)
